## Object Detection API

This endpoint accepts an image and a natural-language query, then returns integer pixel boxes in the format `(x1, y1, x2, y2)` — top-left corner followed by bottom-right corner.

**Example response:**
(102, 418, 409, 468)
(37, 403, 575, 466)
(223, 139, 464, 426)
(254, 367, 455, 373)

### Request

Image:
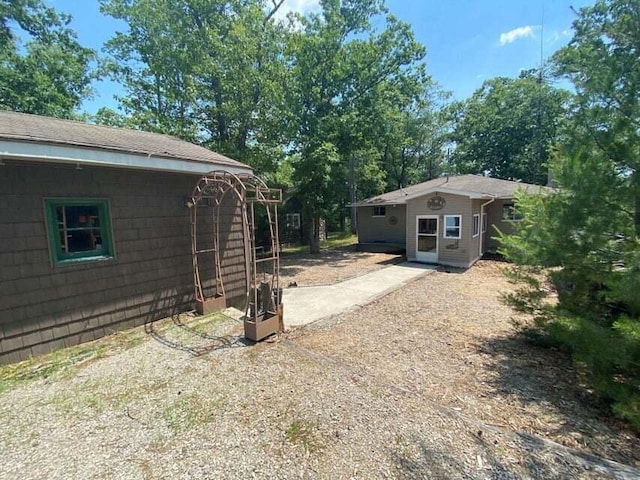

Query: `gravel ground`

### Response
(1, 256, 639, 479)
(279, 247, 402, 286)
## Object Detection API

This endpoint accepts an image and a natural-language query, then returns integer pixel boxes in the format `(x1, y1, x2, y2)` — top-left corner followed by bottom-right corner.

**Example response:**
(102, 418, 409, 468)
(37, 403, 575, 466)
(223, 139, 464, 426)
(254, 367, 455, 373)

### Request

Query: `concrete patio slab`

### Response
(282, 262, 436, 328)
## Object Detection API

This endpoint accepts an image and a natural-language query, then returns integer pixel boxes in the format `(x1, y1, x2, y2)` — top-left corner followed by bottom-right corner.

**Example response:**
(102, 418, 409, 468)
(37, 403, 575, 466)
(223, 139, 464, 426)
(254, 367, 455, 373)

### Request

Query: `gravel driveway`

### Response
(1, 256, 639, 479)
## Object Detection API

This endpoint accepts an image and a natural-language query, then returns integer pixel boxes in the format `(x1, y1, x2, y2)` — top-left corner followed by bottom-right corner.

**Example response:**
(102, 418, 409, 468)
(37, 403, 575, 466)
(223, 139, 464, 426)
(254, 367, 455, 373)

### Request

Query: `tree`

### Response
(294, 142, 340, 252)
(0, 0, 96, 118)
(286, 0, 430, 251)
(376, 90, 452, 190)
(449, 72, 569, 185)
(500, 0, 640, 427)
(100, 0, 288, 171)
(554, 0, 640, 234)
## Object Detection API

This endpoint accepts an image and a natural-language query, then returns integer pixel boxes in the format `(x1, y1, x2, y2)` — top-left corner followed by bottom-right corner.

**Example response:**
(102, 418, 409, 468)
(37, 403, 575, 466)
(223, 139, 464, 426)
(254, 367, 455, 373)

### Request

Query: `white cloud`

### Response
(498, 25, 537, 46)
(272, 0, 321, 21)
(547, 28, 572, 45)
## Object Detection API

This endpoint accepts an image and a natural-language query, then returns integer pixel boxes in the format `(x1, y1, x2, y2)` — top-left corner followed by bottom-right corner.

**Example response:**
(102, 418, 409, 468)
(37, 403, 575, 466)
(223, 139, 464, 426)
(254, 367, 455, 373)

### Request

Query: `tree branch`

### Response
(264, 0, 285, 26)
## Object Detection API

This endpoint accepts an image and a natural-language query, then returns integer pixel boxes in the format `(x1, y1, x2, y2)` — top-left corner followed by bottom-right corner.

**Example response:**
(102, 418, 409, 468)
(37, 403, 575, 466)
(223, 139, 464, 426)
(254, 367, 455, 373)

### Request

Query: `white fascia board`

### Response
(0, 140, 252, 175)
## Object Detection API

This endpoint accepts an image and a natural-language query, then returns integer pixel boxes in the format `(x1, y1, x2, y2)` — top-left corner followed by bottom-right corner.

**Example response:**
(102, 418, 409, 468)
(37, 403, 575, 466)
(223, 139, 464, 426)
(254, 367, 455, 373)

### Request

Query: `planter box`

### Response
(196, 294, 226, 316)
(244, 313, 280, 342)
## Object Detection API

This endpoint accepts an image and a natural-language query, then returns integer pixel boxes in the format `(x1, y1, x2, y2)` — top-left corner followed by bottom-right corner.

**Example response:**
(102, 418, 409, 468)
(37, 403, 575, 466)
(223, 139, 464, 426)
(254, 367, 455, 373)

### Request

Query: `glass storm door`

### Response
(416, 215, 438, 263)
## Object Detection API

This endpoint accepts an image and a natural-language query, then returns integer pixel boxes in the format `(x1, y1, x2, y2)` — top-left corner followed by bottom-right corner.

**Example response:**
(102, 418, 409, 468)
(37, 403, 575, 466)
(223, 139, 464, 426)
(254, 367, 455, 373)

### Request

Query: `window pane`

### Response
(65, 205, 100, 228)
(418, 235, 437, 252)
(418, 218, 437, 235)
(445, 216, 460, 227)
(46, 199, 113, 263)
(66, 228, 102, 253)
(444, 216, 461, 238)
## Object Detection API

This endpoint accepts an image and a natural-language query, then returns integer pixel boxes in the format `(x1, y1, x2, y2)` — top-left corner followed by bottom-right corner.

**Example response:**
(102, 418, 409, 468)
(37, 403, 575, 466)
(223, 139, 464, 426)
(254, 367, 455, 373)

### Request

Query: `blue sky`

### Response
(52, 0, 593, 114)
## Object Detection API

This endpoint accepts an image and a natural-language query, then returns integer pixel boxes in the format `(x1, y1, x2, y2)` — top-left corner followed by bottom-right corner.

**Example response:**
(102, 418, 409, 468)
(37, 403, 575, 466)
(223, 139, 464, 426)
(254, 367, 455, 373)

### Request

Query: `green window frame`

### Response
(44, 198, 115, 265)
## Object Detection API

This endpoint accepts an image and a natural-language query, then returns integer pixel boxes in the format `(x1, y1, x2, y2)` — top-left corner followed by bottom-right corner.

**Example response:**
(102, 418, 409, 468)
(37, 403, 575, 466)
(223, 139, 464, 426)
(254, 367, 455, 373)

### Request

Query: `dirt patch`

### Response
(1, 259, 638, 479)
(279, 246, 402, 287)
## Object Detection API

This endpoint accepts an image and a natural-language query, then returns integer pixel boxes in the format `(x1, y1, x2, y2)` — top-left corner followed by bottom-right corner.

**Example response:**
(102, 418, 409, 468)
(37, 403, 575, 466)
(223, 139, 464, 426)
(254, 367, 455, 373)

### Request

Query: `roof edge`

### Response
(0, 139, 253, 175)
(351, 186, 503, 207)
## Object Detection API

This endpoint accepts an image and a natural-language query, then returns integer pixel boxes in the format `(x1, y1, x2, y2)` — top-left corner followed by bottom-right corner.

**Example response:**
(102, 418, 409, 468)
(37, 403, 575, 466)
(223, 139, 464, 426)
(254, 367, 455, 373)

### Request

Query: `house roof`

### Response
(0, 110, 251, 175)
(352, 174, 551, 206)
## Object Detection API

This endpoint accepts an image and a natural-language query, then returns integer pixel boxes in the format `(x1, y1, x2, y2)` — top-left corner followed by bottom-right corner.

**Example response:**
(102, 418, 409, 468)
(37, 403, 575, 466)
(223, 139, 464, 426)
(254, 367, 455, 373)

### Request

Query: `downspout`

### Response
(479, 197, 496, 257)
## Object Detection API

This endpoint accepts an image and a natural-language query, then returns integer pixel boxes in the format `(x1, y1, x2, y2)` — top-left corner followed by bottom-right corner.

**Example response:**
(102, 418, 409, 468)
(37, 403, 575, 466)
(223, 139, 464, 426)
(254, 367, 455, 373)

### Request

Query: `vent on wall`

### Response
(388, 216, 398, 226)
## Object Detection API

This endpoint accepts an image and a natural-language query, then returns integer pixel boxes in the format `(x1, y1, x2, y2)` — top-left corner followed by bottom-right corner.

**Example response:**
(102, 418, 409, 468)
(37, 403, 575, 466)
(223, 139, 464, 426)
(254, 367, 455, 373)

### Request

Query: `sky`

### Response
(52, 0, 594, 114)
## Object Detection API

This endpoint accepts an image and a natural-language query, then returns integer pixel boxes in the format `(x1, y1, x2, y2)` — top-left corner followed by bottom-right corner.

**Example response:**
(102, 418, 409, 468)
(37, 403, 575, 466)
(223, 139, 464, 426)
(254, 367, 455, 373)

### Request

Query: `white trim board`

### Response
(0, 140, 253, 176)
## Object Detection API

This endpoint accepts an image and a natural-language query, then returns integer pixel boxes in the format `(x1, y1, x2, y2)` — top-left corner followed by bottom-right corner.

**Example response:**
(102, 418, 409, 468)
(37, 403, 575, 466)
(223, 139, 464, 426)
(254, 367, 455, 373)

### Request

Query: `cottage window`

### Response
(502, 203, 523, 221)
(45, 199, 114, 265)
(482, 213, 487, 233)
(472, 214, 480, 237)
(373, 206, 386, 217)
(443, 215, 462, 239)
(285, 213, 301, 229)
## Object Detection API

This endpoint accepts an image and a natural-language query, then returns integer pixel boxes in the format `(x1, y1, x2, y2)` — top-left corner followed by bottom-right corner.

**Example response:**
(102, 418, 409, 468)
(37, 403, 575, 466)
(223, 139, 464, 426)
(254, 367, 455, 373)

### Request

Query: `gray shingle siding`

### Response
(0, 163, 246, 363)
(356, 205, 406, 245)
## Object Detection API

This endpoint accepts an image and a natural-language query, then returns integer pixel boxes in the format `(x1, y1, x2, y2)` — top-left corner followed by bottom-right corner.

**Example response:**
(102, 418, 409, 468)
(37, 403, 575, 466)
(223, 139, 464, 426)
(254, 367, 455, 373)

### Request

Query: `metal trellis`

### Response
(188, 171, 283, 341)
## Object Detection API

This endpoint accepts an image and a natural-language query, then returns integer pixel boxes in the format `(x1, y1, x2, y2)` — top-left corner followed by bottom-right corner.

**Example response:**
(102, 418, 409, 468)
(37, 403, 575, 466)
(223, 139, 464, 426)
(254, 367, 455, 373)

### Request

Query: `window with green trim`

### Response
(45, 199, 114, 264)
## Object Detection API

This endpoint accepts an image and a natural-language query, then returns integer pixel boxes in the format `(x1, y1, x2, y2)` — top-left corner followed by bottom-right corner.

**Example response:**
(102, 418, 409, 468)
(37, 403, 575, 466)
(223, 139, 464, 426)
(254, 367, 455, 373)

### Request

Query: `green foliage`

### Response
(500, 0, 640, 428)
(294, 142, 340, 220)
(548, 314, 640, 426)
(0, 0, 96, 117)
(284, 0, 436, 249)
(99, 0, 289, 169)
(98, 0, 447, 246)
(450, 72, 569, 185)
(501, 153, 640, 427)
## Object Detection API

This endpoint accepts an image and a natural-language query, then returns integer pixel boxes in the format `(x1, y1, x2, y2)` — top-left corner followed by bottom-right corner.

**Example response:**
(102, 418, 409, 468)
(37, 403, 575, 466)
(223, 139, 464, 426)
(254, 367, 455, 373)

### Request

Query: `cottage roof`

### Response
(352, 174, 552, 206)
(0, 110, 251, 174)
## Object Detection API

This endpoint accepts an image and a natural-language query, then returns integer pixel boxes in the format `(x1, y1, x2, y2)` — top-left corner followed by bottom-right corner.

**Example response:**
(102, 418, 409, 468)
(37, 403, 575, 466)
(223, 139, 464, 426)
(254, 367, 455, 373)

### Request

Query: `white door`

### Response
(416, 215, 438, 263)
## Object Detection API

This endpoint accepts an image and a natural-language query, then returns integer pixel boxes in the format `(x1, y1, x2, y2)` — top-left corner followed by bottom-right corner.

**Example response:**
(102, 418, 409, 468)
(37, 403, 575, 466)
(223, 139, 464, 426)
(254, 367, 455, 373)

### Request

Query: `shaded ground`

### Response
(1, 258, 639, 479)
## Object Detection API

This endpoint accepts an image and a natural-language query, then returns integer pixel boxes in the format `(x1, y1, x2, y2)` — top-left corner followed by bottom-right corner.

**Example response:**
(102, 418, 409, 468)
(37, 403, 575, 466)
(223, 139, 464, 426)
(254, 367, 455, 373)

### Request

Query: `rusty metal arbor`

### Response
(188, 171, 283, 341)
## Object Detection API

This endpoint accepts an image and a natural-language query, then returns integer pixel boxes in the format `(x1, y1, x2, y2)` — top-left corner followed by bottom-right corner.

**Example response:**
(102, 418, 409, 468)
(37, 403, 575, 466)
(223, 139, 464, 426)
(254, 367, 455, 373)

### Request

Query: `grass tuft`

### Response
(0, 328, 147, 395)
(163, 393, 223, 434)
(281, 232, 357, 256)
(284, 419, 320, 452)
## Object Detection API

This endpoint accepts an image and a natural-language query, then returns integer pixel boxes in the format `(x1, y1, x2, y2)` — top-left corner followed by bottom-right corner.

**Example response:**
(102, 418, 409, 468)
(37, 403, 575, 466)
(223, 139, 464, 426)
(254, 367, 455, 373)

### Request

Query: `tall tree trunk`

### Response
(308, 216, 321, 254)
(635, 193, 640, 237)
(634, 172, 640, 237)
(349, 155, 357, 234)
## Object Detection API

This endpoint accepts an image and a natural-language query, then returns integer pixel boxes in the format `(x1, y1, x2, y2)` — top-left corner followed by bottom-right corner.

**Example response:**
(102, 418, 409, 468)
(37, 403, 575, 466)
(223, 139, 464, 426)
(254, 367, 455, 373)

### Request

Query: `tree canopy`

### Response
(99, 0, 290, 173)
(98, 0, 442, 251)
(449, 71, 569, 185)
(284, 0, 433, 249)
(500, 0, 640, 427)
(0, 0, 95, 118)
